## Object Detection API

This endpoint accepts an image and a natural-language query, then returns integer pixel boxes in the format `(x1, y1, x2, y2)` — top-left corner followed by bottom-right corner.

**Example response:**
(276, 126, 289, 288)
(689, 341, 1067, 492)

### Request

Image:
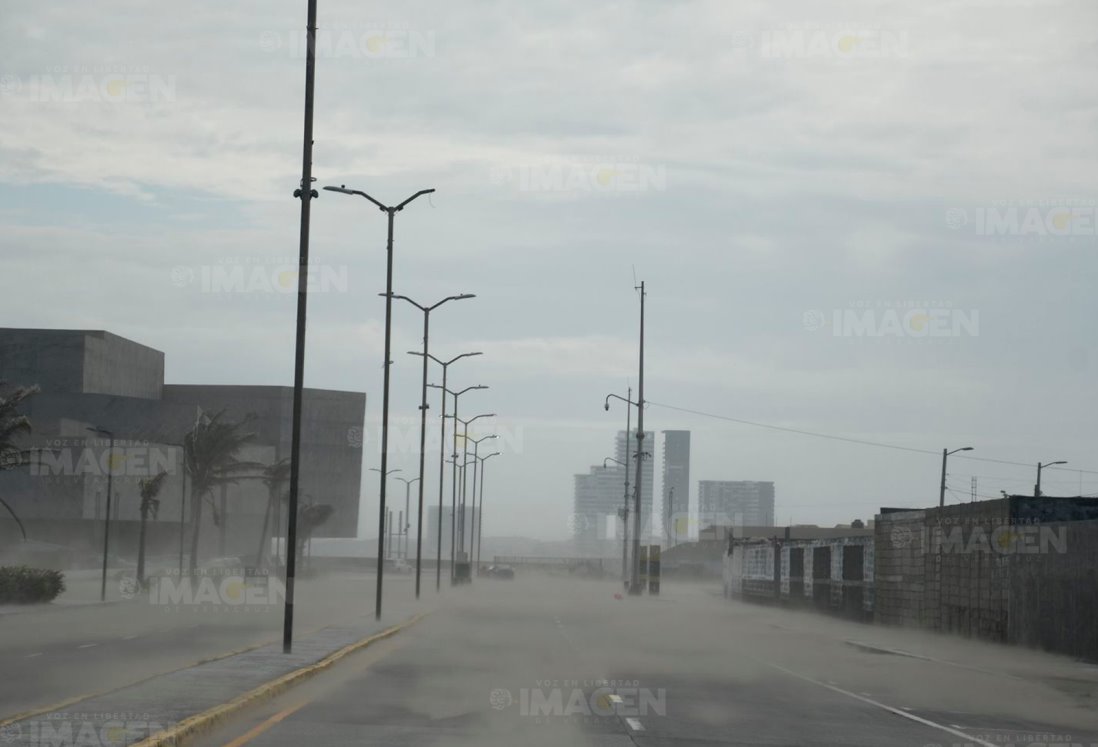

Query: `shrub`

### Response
(0, 566, 65, 604)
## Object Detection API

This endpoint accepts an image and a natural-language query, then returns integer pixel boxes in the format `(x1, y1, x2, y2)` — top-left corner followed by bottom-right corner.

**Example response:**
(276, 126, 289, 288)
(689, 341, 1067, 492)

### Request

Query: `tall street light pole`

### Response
(466, 434, 497, 572)
(324, 184, 435, 621)
(370, 467, 401, 563)
(475, 451, 500, 571)
(450, 413, 495, 562)
(394, 295, 475, 597)
(428, 384, 488, 582)
(938, 446, 974, 508)
(283, 0, 320, 654)
(412, 354, 481, 591)
(603, 453, 629, 585)
(395, 476, 420, 559)
(87, 426, 114, 602)
(632, 281, 646, 595)
(1036, 460, 1068, 498)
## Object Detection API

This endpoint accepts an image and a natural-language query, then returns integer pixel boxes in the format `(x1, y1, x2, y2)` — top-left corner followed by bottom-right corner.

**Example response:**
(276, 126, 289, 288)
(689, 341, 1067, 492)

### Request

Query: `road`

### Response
(192, 575, 1098, 746)
(0, 570, 420, 719)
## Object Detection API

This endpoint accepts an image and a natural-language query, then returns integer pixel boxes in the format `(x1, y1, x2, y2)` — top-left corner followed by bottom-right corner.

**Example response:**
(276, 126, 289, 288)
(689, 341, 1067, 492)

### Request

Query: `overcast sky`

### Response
(3, 0, 1097, 540)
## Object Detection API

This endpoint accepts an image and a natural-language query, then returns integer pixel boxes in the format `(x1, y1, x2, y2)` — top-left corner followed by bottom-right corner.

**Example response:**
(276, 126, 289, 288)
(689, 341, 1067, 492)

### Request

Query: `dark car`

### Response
(485, 564, 515, 580)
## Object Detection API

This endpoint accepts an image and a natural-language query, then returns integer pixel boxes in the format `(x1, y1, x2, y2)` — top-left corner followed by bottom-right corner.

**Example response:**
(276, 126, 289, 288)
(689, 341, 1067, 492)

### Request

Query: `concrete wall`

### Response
(874, 498, 1098, 661)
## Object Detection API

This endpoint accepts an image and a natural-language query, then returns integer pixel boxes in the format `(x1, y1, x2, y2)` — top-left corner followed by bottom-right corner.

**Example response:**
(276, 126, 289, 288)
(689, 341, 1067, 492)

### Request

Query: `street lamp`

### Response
(938, 447, 974, 508)
(428, 384, 488, 582)
(395, 476, 420, 560)
(1036, 461, 1068, 498)
(605, 387, 641, 592)
(324, 183, 435, 621)
(466, 434, 497, 572)
(370, 467, 402, 562)
(393, 294, 475, 598)
(87, 426, 114, 602)
(474, 451, 500, 571)
(412, 353, 481, 591)
(447, 413, 496, 565)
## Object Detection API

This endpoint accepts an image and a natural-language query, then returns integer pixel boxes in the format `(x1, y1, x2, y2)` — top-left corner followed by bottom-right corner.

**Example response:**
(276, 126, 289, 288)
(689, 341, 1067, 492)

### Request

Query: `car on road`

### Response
(484, 564, 515, 580)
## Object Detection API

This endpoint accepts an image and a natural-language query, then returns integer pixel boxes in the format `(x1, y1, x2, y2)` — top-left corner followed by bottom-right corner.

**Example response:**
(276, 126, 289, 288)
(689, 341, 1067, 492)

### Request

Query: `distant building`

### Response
(615, 430, 654, 532)
(0, 328, 365, 560)
(573, 465, 626, 543)
(698, 480, 775, 530)
(661, 430, 690, 545)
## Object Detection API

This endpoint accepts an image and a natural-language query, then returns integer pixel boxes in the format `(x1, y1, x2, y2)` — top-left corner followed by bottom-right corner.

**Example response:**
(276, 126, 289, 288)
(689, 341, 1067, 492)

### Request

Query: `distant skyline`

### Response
(3, 0, 1097, 540)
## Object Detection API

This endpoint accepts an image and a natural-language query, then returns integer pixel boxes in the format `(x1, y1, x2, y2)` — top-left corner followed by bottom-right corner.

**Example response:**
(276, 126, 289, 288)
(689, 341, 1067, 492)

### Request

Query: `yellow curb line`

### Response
(132, 612, 427, 747)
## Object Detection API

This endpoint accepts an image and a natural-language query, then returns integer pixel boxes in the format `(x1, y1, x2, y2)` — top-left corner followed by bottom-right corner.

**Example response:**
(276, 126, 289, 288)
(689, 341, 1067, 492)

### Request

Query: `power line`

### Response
(646, 400, 1098, 476)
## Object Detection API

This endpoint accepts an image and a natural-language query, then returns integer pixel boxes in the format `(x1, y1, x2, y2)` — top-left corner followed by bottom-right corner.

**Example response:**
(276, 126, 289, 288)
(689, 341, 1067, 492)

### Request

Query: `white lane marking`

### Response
(121, 634, 139, 640)
(625, 717, 644, 731)
(25, 652, 42, 658)
(767, 662, 996, 747)
(77, 643, 97, 649)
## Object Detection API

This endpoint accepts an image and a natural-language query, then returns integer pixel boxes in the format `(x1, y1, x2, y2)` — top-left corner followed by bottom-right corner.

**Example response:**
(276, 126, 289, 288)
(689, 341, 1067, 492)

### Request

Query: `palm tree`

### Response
(297, 501, 334, 572)
(0, 382, 39, 542)
(136, 470, 168, 588)
(256, 457, 290, 569)
(183, 410, 257, 574)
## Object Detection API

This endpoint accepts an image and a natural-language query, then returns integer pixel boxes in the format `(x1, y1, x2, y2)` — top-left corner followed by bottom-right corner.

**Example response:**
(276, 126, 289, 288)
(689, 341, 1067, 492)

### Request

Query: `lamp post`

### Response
(177, 443, 188, 577)
(370, 467, 401, 564)
(1036, 461, 1068, 498)
(393, 295, 475, 597)
(446, 455, 477, 579)
(475, 451, 500, 571)
(448, 413, 496, 563)
(605, 387, 641, 591)
(938, 447, 974, 508)
(411, 354, 481, 591)
(324, 183, 435, 620)
(395, 476, 420, 560)
(466, 434, 497, 572)
(87, 426, 114, 602)
(428, 384, 488, 582)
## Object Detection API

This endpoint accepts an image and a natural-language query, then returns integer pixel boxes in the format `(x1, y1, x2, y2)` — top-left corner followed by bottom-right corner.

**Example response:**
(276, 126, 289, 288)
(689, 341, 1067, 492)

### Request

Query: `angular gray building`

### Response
(698, 480, 775, 530)
(0, 328, 365, 562)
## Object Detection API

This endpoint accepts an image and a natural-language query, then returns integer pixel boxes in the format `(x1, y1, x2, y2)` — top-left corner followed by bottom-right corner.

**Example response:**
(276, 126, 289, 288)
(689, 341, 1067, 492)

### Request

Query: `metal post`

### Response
(631, 282, 645, 595)
(415, 312, 430, 595)
(436, 369, 447, 590)
(450, 395, 459, 581)
(100, 432, 115, 602)
(178, 447, 187, 577)
(283, 0, 318, 654)
(623, 387, 631, 584)
(938, 448, 947, 509)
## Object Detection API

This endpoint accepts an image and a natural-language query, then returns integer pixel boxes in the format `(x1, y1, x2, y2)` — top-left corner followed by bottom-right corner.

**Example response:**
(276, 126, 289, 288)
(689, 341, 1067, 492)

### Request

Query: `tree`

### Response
(0, 382, 40, 542)
(296, 501, 334, 572)
(182, 411, 258, 574)
(136, 470, 168, 587)
(255, 457, 290, 569)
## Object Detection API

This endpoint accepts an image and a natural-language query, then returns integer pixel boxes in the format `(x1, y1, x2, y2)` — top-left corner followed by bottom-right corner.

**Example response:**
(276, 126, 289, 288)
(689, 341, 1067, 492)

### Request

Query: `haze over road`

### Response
(192, 576, 1098, 747)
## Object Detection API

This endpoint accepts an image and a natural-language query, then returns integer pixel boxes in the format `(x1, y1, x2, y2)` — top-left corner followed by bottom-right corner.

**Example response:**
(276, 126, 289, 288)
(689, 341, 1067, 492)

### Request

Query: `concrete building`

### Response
(573, 464, 627, 543)
(698, 480, 775, 530)
(0, 328, 365, 563)
(661, 430, 690, 545)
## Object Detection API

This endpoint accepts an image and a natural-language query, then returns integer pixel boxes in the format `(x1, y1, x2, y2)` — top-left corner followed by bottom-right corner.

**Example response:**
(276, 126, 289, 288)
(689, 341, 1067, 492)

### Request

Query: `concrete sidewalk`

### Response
(0, 609, 424, 747)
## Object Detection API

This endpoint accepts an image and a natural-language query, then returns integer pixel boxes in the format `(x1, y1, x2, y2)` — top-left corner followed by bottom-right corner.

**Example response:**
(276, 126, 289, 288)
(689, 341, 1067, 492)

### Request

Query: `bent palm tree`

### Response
(0, 382, 40, 542)
(136, 470, 168, 587)
(183, 411, 257, 574)
(256, 457, 290, 569)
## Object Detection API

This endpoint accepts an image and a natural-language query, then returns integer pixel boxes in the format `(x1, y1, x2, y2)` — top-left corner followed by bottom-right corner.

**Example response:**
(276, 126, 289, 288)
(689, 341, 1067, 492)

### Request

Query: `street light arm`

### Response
(390, 294, 427, 312)
(430, 293, 476, 311)
(396, 188, 436, 211)
(604, 392, 638, 411)
(322, 185, 387, 211)
(479, 452, 500, 463)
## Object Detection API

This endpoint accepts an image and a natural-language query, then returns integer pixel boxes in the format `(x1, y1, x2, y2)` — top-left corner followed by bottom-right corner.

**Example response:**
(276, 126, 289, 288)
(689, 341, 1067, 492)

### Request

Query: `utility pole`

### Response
(631, 281, 646, 596)
(622, 386, 631, 585)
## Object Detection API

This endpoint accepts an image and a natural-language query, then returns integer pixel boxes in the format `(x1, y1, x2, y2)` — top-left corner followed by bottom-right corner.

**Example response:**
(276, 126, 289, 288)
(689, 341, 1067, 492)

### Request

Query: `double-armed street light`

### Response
(324, 183, 434, 621)
(395, 476, 420, 559)
(1036, 460, 1069, 497)
(474, 451, 501, 571)
(370, 467, 402, 563)
(428, 384, 489, 581)
(938, 447, 974, 508)
(466, 434, 498, 573)
(392, 295, 475, 597)
(448, 413, 496, 564)
(412, 354, 482, 591)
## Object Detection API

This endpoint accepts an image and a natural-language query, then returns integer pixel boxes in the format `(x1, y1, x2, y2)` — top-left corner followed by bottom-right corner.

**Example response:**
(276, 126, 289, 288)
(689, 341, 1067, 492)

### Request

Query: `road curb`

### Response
(132, 612, 426, 747)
